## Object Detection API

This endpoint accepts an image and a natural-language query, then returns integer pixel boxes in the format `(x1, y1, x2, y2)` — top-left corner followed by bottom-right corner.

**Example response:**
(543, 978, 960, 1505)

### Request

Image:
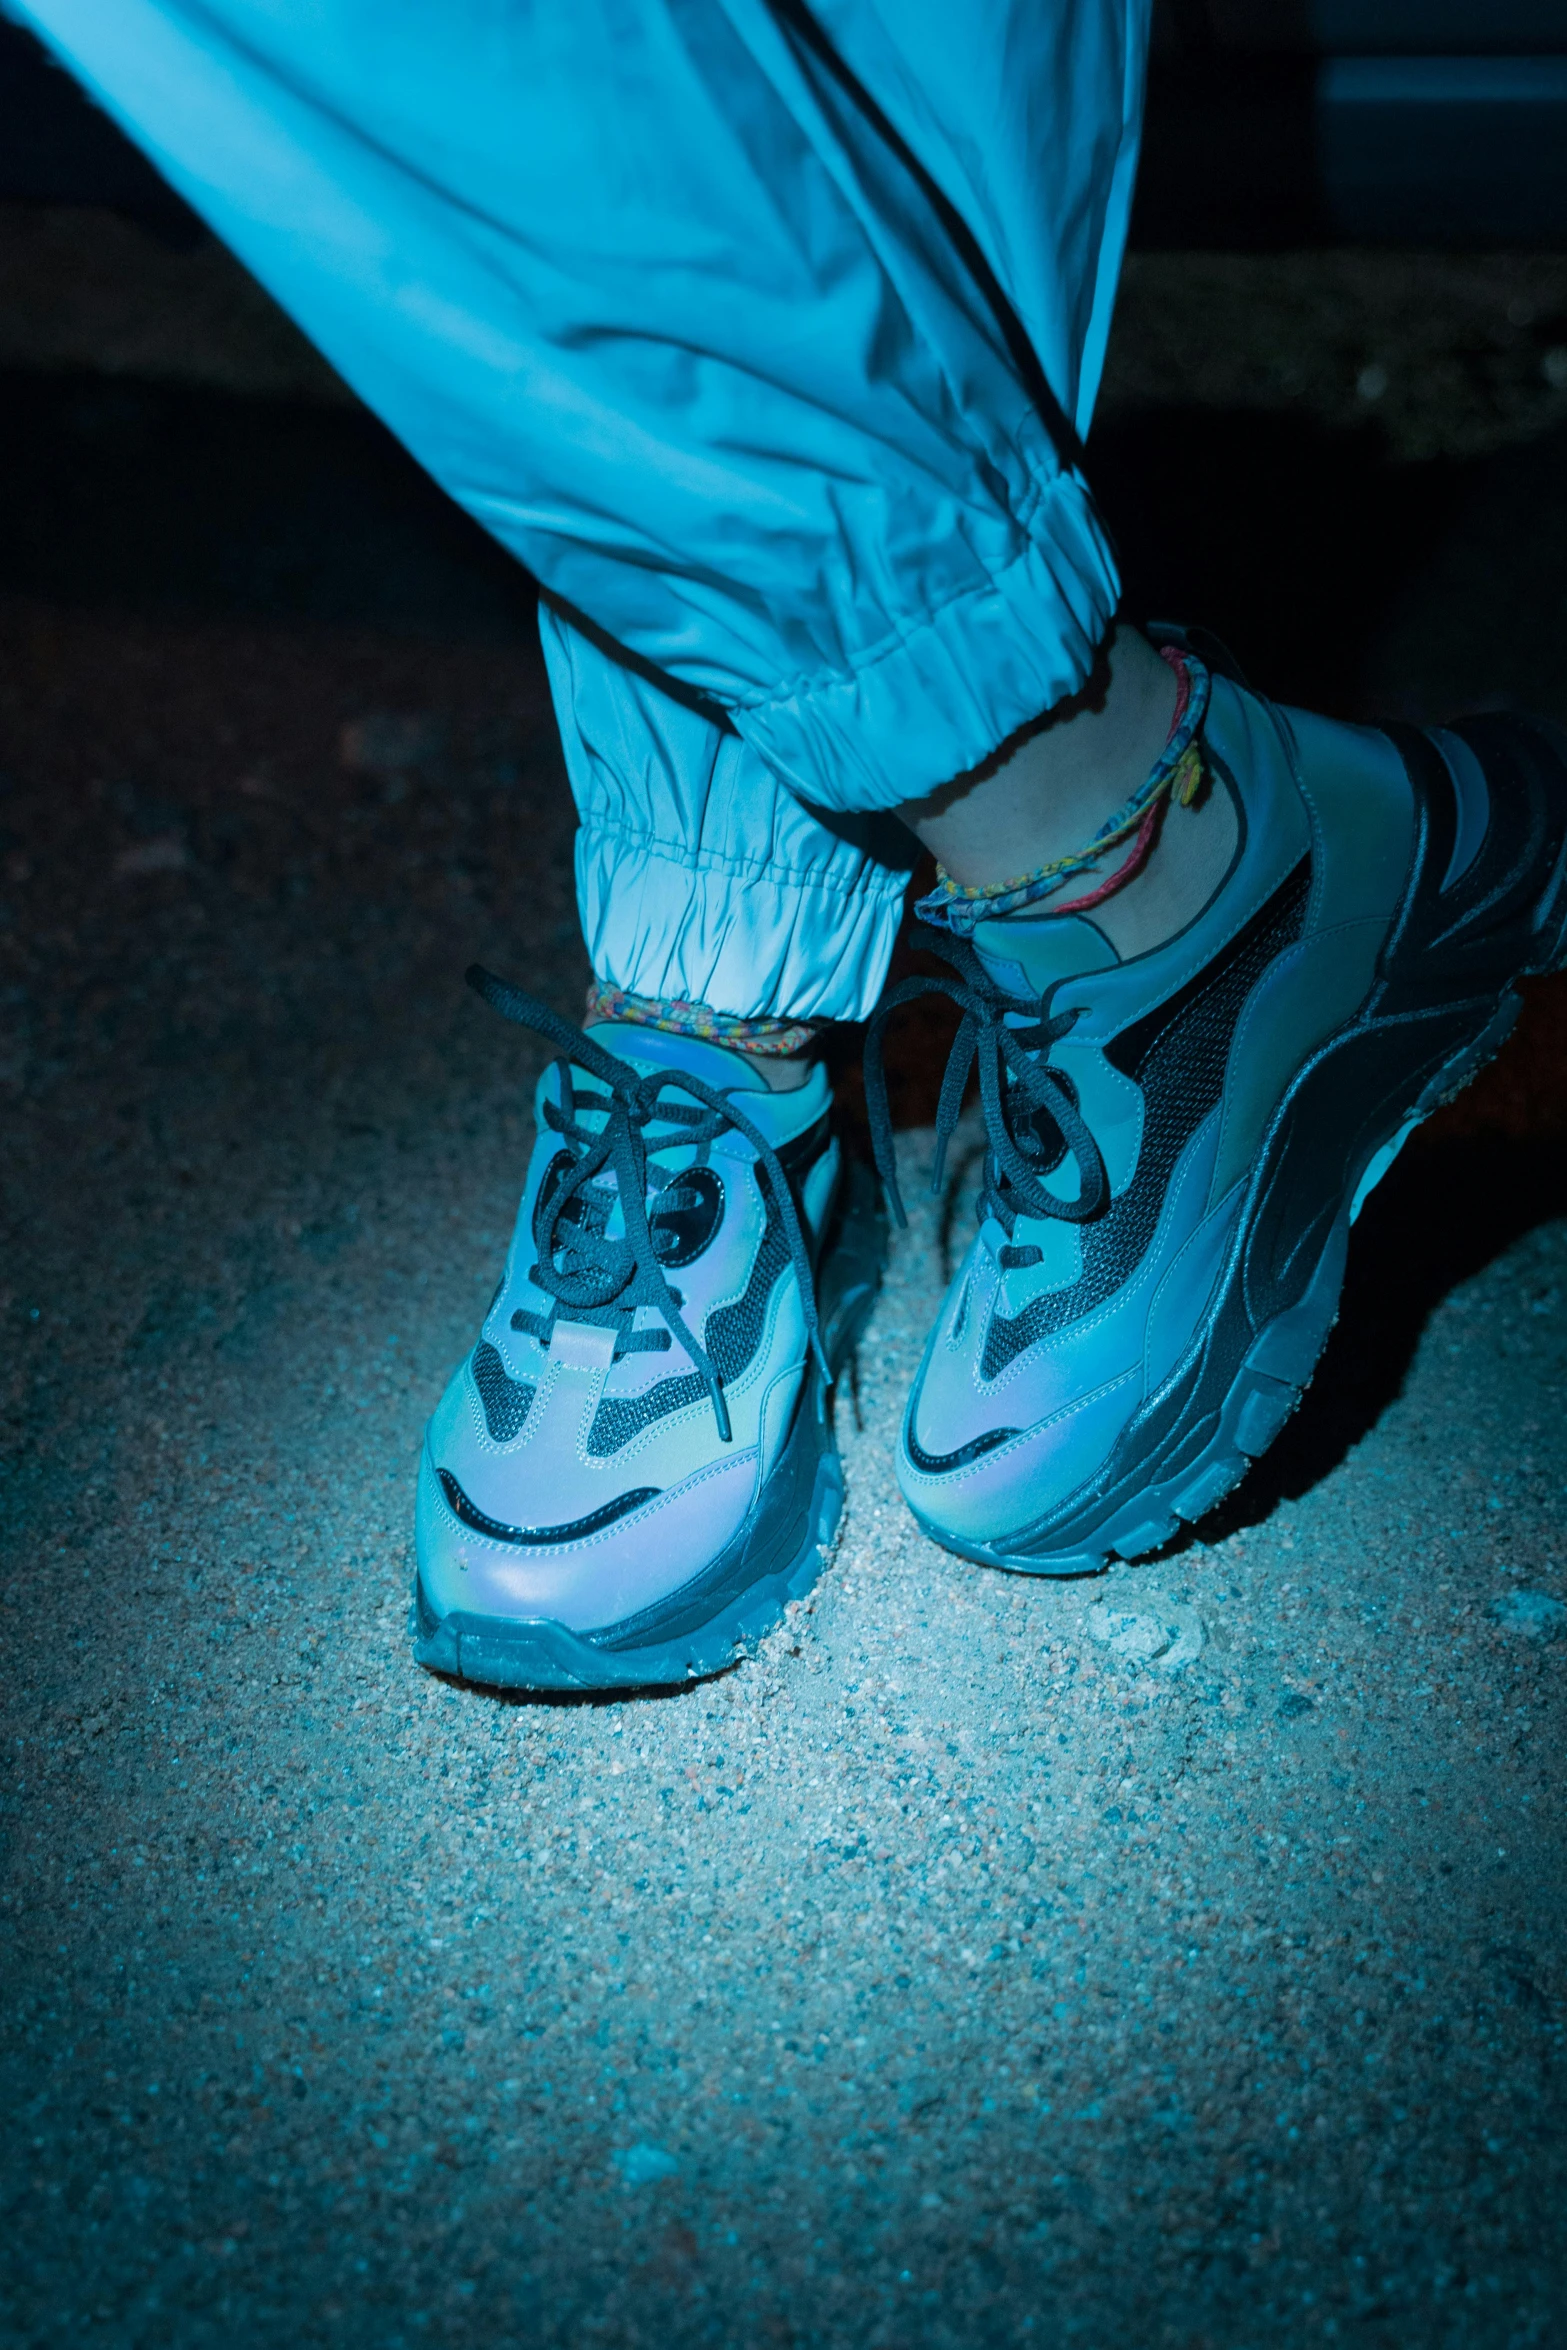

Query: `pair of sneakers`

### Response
(411, 636, 1567, 1691)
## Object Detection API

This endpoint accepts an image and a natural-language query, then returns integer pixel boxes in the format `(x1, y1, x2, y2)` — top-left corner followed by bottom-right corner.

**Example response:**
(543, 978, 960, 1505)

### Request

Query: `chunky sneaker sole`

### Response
(879, 657, 1567, 1575)
(410, 982, 883, 1691)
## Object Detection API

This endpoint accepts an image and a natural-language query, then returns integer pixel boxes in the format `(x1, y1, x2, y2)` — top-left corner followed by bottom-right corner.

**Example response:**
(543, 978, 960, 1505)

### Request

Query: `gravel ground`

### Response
(2, 223, 1567, 2347)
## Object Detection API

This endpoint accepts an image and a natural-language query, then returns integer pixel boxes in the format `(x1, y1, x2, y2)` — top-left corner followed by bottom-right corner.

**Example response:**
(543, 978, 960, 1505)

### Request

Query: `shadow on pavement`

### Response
(1210, 1126, 1567, 1538)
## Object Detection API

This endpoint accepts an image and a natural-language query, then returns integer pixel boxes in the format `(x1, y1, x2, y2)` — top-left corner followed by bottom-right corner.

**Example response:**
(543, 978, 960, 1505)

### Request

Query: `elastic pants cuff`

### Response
(733, 468, 1120, 815)
(574, 826, 911, 1026)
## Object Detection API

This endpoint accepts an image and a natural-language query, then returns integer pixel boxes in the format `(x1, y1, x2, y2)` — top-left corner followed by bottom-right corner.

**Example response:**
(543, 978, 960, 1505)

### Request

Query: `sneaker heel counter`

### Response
(1283, 703, 1417, 933)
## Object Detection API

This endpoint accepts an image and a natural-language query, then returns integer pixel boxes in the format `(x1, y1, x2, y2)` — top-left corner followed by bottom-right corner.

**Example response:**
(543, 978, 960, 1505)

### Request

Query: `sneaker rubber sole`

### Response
(409, 1157, 885, 1692)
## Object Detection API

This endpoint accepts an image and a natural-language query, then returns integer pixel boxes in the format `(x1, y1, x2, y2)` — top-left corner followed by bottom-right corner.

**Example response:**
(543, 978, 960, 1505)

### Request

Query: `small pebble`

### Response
(1490, 1589, 1567, 1638)
(1086, 1591, 1205, 1672)
(612, 2144, 680, 2187)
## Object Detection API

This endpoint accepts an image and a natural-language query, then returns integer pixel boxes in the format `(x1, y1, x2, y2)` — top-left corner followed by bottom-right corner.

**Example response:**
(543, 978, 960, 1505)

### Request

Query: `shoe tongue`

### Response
(583, 1020, 776, 1093)
(969, 911, 1120, 1001)
(574, 1021, 828, 1146)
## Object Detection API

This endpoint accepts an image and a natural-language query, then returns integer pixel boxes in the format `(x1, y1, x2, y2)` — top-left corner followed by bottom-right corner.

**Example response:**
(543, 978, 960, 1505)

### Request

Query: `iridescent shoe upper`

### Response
(870, 659, 1424, 1557)
(417, 975, 838, 1634)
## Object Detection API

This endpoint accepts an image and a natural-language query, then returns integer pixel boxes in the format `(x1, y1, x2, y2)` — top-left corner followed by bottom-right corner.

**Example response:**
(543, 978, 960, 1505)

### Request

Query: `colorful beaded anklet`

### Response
(915, 645, 1211, 940)
(585, 982, 819, 1059)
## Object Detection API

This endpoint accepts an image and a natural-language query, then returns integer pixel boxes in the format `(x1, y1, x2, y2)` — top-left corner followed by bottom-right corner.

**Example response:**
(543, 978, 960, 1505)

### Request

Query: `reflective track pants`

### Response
(17, 0, 1150, 1018)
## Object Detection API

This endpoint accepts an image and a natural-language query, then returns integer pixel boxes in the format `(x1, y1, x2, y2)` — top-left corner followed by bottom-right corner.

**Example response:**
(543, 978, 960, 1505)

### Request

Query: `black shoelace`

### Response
(862, 928, 1107, 1240)
(469, 967, 828, 1441)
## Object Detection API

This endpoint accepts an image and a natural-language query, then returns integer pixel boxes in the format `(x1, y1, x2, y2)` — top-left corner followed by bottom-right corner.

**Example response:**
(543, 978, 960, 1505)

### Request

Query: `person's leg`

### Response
(778, 1, 1233, 958)
(859, 81, 1567, 1566)
(698, 13, 1565, 1594)
(15, 0, 1136, 822)
(29, 0, 1562, 1625)
(539, 607, 914, 1044)
(876, 637, 1567, 1568)
(23, 0, 1206, 1013)
(17, 0, 1158, 1039)
(898, 622, 1235, 963)
(524, 0, 1174, 1065)
(15, 0, 1152, 1686)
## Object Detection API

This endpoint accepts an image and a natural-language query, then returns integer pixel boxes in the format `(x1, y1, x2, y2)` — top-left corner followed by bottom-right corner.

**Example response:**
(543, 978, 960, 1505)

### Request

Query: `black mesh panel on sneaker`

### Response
(586, 1164, 792, 1457)
(472, 1341, 535, 1443)
(980, 858, 1311, 1380)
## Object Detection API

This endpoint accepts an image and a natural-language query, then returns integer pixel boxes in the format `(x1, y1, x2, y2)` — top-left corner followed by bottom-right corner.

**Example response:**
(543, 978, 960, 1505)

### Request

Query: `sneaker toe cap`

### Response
(415, 1438, 761, 1630)
(897, 1366, 1140, 1552)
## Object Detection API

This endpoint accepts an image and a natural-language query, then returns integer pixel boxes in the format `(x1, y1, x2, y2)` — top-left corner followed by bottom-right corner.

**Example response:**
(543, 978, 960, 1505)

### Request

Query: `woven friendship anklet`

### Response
(585, 982, 820, 1059)
(915, 645, 1211, 940)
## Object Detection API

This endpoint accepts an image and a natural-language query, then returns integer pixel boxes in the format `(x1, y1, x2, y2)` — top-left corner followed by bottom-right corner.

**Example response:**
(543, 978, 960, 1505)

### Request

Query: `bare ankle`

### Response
(899, 624, 1238, 962)
(1085, 772, 1238, 960)
(746, 1050, 815, 1090)
(899, 623, 1178, 887)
